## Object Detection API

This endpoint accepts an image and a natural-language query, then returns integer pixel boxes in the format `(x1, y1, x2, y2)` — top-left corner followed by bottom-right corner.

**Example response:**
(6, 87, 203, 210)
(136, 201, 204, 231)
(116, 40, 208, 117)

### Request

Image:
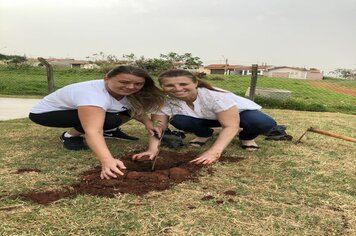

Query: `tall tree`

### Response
(160, 52, 202, 69)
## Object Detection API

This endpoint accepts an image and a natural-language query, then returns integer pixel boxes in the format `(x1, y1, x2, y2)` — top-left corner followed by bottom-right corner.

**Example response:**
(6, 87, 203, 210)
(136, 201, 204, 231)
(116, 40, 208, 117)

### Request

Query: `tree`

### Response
(181, 53, 203, 69)
(86, 51, 203, 74)
(0, 53, 27, 64)
(132, 56, 172, 74)
(330, 68, 352, 78)
(159, 52, 183, 67)
(122, 53, 137, 63)
(159, 52, 202, 69)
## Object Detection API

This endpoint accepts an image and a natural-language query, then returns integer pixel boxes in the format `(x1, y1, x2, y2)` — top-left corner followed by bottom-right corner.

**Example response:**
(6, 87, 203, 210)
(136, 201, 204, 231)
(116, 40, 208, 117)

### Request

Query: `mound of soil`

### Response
(74, 150, 203, 197)
(16, 151, 245, 205)
(17, 151, 199, 205)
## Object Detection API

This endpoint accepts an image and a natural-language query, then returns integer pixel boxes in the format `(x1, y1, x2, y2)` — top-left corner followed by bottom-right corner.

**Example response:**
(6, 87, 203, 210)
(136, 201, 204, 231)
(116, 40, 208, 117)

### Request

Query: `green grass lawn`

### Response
(0, 67, 103, 96)
(1, 66, 355, 114)
(1, 109, 355, 235)
(205, 75, 356, 114)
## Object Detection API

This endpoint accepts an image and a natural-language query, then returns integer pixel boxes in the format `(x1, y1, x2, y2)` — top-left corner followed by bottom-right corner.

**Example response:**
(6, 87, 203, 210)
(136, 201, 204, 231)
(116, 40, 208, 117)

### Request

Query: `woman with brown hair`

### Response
(29, 65, 165, 179)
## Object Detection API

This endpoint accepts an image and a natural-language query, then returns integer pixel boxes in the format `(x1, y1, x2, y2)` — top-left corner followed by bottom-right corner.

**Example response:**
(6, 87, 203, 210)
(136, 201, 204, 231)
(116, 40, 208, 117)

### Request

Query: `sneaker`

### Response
(59, 132, 88, 151)
(265, 125, 293, 141)
(161, 129, 186, 148)
(103, 128, 139, 141)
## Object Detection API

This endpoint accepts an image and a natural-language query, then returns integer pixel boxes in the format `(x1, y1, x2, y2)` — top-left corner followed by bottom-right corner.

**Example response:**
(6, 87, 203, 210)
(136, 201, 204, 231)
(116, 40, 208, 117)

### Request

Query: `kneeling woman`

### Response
(133, 69, 277, 164)
(29, 65, 165, 179)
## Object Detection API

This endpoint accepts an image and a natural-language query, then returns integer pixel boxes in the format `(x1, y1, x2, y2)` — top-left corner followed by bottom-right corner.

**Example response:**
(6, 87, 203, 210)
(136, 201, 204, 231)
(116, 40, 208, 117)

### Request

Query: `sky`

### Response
(1, 0, 356, 73)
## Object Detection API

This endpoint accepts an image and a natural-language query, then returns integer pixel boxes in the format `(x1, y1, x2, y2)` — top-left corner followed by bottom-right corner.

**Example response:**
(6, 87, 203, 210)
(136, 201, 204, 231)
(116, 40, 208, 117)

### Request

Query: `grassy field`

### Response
(0, 109, 355, 235)
(205, 75, 356, 115)
(0, 66, 355, 114)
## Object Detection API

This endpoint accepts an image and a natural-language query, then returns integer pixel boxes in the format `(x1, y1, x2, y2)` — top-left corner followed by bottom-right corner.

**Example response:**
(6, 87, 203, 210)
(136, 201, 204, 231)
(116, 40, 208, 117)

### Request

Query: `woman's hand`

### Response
(132, 150, 158, 161)
(100, 158, 127, 179)
(189, 150, 221, 165)
(144, 120, 163, 137)
(190, 106, 239, 165)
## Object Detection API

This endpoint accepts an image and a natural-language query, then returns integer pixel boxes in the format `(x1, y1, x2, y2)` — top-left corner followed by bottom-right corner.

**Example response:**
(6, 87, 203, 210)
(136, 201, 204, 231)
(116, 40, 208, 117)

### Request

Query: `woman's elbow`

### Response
(222, 124, 240, 133)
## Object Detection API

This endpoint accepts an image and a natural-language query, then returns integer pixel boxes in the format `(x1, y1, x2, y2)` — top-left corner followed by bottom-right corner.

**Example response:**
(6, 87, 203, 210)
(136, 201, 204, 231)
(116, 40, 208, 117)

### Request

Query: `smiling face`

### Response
(104, 73, 145, 98)
(160, 76, 198, 101)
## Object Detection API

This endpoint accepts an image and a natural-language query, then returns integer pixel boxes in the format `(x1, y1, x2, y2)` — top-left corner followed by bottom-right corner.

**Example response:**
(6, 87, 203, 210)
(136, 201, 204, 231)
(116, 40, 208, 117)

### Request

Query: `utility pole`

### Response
(38, 57, 55, 94)
(249, 64, 258, 101)
(222, 55, 228, 75)
(224, 58, 228, 75)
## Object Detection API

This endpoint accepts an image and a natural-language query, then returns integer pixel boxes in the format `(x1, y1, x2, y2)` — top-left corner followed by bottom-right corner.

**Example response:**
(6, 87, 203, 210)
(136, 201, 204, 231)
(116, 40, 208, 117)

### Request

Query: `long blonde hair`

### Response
(106, 65, 165, 117)
(158, 69, 223, 92)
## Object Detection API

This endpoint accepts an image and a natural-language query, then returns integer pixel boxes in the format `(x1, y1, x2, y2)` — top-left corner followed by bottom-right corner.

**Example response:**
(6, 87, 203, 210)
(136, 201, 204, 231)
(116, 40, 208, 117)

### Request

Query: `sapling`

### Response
(151, 98, 183, 171)
(151, 120, 165, 171)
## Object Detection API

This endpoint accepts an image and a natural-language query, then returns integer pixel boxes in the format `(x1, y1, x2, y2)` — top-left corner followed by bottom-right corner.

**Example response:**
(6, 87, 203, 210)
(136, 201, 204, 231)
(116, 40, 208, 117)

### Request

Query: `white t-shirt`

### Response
(31, 80, 130, 114)
(156, 87, 261, 120)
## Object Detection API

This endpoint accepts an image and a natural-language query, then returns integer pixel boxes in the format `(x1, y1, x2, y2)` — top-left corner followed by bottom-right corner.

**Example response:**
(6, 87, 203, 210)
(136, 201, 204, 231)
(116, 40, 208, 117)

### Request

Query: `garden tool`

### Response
(296, 127, 356, 143)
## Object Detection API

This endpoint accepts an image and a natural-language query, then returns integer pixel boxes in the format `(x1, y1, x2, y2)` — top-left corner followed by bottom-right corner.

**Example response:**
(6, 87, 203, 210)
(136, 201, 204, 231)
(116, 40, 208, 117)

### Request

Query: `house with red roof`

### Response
(263, 66, 323, 80)
(200, 64, 272, 75)
(200, 64, 323, 80)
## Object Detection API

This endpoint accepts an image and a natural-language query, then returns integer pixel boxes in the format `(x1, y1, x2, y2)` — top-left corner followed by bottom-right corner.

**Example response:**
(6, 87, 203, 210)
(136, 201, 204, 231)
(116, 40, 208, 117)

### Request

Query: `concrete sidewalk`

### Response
(0, 97, 41, 121)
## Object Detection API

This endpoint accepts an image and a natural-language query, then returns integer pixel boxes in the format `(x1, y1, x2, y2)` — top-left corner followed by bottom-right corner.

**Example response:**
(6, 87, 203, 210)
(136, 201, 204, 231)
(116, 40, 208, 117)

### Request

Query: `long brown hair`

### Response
(158, 69, 222, 92)
(106, 65, 165, 117)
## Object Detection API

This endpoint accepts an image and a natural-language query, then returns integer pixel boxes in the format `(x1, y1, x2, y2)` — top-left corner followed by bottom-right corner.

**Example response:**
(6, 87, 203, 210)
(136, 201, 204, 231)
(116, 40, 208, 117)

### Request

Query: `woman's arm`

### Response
(78, 106, 126, 179)
(190, 106, 240, 164)
(133, 114, 160, 136)
(132, 114, 169, 160)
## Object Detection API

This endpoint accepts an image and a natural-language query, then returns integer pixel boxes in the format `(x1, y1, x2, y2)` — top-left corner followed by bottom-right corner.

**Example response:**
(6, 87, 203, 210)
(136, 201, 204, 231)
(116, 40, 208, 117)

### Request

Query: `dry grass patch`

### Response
(0, 110, 355, 235)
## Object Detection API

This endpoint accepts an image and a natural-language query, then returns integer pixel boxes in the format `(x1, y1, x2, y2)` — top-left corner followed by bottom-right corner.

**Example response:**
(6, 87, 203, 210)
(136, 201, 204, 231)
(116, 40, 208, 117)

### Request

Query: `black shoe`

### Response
(59, 132, 88, 151)
(161, 129, 186, 148)
(103, 128, 139, 141)
(265, 125, 293, 141)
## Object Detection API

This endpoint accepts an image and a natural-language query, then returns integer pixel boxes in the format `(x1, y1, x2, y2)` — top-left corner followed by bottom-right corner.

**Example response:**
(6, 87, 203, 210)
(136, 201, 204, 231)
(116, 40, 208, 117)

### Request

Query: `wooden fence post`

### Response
(37, 57, 55, 93)
(249, 64, 258, 100)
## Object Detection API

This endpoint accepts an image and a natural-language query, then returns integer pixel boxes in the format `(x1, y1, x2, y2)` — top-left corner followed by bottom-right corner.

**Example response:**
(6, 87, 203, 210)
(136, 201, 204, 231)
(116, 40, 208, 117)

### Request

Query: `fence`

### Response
(0, 61, 355, 115)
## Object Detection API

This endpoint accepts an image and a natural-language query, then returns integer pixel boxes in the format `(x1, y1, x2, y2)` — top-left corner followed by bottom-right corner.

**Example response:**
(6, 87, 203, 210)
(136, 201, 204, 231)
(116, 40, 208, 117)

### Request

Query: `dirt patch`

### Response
(224, 190, 237, 196)
(200, 190, 238, 205)
(16, 151, 244, 205)
(309, 81, 356, 96)
(14, 168, 41, 174)
(201, 195, 215, 201)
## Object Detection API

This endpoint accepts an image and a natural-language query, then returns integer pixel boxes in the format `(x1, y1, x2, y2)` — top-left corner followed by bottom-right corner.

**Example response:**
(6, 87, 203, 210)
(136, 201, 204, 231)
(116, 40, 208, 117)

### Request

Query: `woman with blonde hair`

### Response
(133, 69, 279, 164)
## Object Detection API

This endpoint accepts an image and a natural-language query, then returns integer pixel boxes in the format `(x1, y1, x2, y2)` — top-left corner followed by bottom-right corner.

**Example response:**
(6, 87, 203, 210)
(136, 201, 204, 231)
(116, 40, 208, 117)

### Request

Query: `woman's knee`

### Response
(170, 115, 192, 128)
(240, 111, 276, 133)
(28, 113, 41, 125)
(104, 113, 123, 129)
(256, 121, 275, 133)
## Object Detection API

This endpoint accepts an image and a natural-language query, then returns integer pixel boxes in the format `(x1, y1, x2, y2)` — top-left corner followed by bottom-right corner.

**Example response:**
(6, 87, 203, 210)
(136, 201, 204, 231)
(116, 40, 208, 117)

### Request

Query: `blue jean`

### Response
(169, 110, 277, 140)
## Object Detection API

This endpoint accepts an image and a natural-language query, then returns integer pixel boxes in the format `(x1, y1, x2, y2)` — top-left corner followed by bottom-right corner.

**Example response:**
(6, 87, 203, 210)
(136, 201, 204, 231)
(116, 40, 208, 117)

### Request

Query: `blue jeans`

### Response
(169, 110, 277, 140)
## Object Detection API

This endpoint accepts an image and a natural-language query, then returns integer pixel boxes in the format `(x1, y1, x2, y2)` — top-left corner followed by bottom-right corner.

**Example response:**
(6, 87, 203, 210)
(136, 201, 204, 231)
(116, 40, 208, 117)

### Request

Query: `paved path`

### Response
(0, 98, 41, 121)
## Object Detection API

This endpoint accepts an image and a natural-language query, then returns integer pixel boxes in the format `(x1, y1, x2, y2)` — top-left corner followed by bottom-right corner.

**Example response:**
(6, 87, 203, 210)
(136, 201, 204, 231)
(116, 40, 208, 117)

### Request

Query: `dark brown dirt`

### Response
(201, 195, 215, 201)
(224, 190, 237, 196)
(15, 151, 244, 205)
(14, 168, 41, 174)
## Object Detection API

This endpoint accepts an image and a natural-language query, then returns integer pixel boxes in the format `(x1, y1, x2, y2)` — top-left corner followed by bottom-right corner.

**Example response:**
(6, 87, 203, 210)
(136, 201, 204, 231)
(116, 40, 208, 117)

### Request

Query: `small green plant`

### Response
(151, 120, 165, 171)
(151, 98, 183, 170)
